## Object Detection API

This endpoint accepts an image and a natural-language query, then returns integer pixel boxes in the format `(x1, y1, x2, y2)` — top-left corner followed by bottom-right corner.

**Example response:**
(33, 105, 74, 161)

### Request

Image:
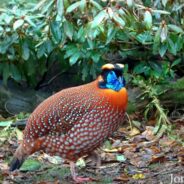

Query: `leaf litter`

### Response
(0, 117, 183, 184)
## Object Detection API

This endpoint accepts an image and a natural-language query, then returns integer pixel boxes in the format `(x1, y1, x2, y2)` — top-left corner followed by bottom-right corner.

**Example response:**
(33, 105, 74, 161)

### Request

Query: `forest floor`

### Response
(0, 116, 184, 184)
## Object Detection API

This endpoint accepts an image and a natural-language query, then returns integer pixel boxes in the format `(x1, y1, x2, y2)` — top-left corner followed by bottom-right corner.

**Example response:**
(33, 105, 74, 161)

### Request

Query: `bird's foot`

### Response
(73, 176, 92, 183)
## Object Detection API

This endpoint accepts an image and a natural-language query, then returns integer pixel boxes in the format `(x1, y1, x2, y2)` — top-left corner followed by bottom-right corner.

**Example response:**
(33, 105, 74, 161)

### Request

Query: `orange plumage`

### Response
(9, 63, 128, 182)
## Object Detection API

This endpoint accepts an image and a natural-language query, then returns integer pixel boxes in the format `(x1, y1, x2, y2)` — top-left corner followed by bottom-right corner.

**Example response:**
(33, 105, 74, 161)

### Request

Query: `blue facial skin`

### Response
(99, 71, 126, 91)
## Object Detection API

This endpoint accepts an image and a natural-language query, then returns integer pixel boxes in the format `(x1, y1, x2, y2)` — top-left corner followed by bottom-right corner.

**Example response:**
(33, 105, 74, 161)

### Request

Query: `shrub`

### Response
(0, 0, 183, 87)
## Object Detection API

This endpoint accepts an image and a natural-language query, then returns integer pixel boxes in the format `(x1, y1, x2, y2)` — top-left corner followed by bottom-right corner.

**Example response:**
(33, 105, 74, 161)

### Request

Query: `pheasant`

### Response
(9, 63, 128, 182)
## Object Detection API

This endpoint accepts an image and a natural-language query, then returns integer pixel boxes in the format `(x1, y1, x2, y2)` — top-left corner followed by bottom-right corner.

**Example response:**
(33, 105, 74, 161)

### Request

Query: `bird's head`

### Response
(98, 63, 126, 91)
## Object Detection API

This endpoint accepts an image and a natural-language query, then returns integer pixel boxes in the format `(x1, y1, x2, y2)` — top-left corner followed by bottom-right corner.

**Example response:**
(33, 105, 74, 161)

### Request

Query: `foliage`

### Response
(0, 0, 183, 87)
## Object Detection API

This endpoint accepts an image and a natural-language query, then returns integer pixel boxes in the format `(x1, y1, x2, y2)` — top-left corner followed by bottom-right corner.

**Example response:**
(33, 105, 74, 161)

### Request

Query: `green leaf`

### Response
(3, 63, 10, 86)
(13, 19, 24, 30)
(106, 25, 117, 44)
(162, 0, 168, 7)
(65, 45, 78, 58)
(90, 10, 108, 28)
(144, 10, 152, 29)
(22, 41, 30, 60)
(64, 21, 74, 40)
(77, 26, 85, 42)
(25, 16, 36, 27)
(168, 38, 177, 55)
(153, 26, 161, 54)
(91, 51, 101, 63)
(171, 58, 181, 67)
(159, 44, 167, 57)
(136, 32, 152, 44)
(87, 38, 94, 49)
(66, 1, 82, 13)
(79, 0, 86, 12)
(69, 52, 81, 65)
(0, 120, 13, 127)
(57, 0, 64, 18)
(37, 43, 46, 58)
(168, 24, 184, 34)
(20, 159, 41, 171)
(90, 0, 102, 10)
(50, 21, 62, 44)
(41, 0, 54, 14)
(116, 154, 126, 162)
(10, 64, 22, 81)
(113, 13, 125, 28)
(45, 39, 54, 54)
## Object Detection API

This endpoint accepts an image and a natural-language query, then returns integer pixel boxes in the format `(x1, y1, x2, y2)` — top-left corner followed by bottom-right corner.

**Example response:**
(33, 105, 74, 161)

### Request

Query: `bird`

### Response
(9, 63, 128, 183)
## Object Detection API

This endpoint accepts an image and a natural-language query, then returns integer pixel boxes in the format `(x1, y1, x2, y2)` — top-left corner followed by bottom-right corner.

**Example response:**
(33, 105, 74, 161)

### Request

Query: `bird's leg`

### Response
(70, 161, 92, 183)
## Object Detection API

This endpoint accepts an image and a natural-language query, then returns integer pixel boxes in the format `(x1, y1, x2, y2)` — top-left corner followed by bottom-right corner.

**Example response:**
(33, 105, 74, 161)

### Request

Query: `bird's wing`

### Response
(23, 82, 100, 140)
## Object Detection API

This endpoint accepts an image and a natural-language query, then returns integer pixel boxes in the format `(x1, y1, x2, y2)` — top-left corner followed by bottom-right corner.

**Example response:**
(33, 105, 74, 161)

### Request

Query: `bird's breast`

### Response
(96, 84, 128, 111)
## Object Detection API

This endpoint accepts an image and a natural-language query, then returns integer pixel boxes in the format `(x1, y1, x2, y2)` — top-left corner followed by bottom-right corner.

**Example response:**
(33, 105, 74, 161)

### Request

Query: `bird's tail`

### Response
(9, 144, 26, 171)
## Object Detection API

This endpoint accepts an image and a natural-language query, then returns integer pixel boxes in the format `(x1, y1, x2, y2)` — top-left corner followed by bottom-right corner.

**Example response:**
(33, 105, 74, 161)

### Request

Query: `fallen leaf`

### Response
(116, 154, 126, 162)
(20, 159, 41, 171)
(132, 173, 145, 179)
(115, 173, 129, 181)
(76, 158, 86, 168)
(142, 126, 156, 141)
(43, 154, 64, 165)
(129, 127, 141, 137)
(149, 154, 166, 164)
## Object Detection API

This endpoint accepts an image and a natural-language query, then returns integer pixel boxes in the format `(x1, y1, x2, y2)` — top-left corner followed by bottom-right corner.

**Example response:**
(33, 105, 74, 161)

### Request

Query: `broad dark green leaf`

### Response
(50, 21, 62, 44)
(136, 32, 152, 44)
(168, 24, 184, 34)
(25, 16, 36, 27)
(45, 39, 54, 54)
(159, 44, 167, 57)
(79, 0, 86, 12)
(171, 58, 181, 67)
(134, 63, 150, 75)
(106, 25, 117, 44)
(90, 10, 108, 28)
(13, 19, 24, 30)
(37, 43, 46, 58)
(10, 64, 22, 81)
(57, 0, 64, 18)
(91, 51, 101, 63)
(113, 13, 125, 28)
(90, 0, 102, 10)
(22, 41, 30, 60)
(168, 38, 177, 55)
(41, 0, 54, 14)
(66, 1, 82, 13)
(87, 38, 94, 49)
(65, 46, 78, 58)
(77, 26, 85, 42)
(64, 21, 74, 40)
(69, 52, 81, 65)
